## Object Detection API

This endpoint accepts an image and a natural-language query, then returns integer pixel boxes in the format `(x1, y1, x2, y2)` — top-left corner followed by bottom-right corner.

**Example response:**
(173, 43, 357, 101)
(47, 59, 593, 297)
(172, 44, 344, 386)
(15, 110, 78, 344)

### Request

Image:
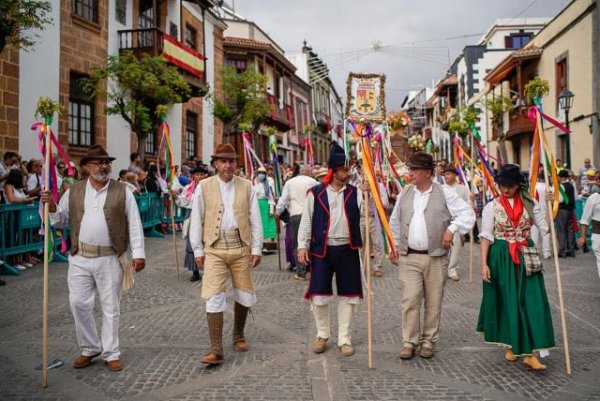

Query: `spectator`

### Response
(0, 151, 20, 201)
(556, 170, 577, 257)
(59, 162, 79, 199)
(4, 169, 34, 205)
(118, 169, 128, 181)
(579, 157, 597, 196)
(123, 172, 141, 195)
(178, 165, 191, 186)
(128, 152, 143, 174)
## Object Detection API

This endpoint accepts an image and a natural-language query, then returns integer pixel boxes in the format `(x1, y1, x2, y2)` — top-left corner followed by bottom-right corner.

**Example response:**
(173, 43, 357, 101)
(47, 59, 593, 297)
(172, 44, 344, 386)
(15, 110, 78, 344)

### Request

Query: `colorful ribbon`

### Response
(158, 116, 175, 187)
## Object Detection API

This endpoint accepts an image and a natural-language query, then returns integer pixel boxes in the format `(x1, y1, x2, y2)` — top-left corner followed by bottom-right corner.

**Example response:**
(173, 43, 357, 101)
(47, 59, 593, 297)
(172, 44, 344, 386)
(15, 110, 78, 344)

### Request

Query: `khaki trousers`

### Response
(399, 253, 448, 349)
(201, 246, 254, 300)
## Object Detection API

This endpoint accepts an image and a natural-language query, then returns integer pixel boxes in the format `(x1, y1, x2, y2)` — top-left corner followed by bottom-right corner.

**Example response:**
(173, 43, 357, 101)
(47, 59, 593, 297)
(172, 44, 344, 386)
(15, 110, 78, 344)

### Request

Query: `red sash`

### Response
(497, 193, 528, 265)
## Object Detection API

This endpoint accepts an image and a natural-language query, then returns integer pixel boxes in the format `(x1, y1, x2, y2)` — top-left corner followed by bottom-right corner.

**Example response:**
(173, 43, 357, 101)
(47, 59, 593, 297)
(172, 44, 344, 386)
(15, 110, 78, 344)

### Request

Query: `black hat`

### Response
(327, 143, 346, 169)
(80, 144, 116, 165)
(557, 169, 570, 178)
(191, 166, 208, 174)
(442, 165, 458, 175)
(406, 152, 436, 169)
(494, 164, 523, 186)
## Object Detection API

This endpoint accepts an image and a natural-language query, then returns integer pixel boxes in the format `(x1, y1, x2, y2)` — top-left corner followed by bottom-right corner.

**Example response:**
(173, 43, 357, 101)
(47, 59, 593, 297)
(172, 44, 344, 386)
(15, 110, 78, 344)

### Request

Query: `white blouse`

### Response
(479, 198, 549, 243)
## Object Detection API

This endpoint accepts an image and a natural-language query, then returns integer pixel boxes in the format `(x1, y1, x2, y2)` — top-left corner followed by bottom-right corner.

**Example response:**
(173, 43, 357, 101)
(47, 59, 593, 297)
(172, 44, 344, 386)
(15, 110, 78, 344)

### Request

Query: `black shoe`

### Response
(286, 264, 296, 272)
(566, 252, 576, 257)
(558, 253, 567, 258)
(190, 271, 201, 282)
(583, 244, 589, 253)
(0, 279, 5, 286)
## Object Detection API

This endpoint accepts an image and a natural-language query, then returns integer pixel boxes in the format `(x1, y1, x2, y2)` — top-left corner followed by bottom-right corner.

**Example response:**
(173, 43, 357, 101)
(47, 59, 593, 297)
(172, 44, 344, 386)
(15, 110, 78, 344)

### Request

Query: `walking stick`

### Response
(276, 215, 282, 271)
(469, 228, 474, 283)
(364, 191, 373, 369)
(42, 120, 52, 388)
(538, 120, 572, 375)
(169, 193, 180, 277)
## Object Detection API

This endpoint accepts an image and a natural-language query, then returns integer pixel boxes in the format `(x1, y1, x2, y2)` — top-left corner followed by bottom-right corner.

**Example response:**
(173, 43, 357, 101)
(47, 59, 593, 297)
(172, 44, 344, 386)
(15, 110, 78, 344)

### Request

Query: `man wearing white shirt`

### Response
(190, 143, 263, 365)
(41, 145, 145, 372)
(276, 165, 317, 278)
(578, 174, 600, 279)
(442, 166, 472, 281)
(389, 152, 475, 360)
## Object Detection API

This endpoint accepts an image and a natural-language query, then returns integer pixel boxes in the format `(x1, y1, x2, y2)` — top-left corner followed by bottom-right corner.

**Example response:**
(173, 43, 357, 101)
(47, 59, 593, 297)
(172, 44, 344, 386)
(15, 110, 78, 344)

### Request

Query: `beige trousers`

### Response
(201, 246, 254, 300)
(399, 253, 448, 349)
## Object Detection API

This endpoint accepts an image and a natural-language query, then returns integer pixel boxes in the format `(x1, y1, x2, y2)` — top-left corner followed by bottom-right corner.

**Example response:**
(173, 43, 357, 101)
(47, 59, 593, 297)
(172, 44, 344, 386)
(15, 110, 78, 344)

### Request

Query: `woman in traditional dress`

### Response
(253, 166, 276, 254)
(477, 164, 555, 371)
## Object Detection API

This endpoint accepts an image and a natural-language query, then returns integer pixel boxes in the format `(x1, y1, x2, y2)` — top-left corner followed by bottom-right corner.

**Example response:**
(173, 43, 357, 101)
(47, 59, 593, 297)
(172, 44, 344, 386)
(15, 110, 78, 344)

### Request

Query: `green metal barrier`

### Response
(135, 193, 164, 238)
(161, 196, 188, 234)
(0, 202, 44, 276)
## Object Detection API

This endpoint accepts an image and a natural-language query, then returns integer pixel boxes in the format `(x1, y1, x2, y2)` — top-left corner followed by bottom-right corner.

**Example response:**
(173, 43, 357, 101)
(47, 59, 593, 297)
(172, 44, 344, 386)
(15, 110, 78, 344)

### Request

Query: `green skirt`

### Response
(476, 239, 555, 356)
(258, 198, 277, 239)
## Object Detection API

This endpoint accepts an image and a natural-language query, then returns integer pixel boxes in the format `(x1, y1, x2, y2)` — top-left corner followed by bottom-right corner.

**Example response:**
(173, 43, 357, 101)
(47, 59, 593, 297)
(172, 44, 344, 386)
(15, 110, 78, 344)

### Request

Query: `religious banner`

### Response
(345, 73, 386, 123)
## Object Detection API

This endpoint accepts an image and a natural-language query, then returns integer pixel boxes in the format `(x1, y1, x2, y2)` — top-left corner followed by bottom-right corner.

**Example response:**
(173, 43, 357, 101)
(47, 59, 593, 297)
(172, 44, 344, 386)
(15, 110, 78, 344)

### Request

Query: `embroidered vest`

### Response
(200, 175, 252, 248)
(309, 183, 362, 258)
(69, 179, 129, 256)
(493, 201, 531, 243)
(395, 183, 451, 256)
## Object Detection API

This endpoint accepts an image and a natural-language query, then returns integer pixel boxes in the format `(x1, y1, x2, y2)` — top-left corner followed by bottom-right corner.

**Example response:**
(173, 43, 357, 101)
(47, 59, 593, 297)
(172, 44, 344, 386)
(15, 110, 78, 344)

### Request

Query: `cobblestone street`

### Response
(1, 236, 599, 401)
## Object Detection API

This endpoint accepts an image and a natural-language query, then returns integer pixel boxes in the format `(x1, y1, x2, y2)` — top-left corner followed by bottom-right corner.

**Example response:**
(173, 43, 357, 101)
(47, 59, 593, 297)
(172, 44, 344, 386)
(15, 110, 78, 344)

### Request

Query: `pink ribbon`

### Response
(528, 106, 570, 134)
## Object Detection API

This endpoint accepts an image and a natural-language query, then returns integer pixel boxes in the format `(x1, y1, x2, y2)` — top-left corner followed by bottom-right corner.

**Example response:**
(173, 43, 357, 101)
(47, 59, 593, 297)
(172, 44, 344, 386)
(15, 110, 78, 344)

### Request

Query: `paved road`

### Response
(1, 235, 599, 401)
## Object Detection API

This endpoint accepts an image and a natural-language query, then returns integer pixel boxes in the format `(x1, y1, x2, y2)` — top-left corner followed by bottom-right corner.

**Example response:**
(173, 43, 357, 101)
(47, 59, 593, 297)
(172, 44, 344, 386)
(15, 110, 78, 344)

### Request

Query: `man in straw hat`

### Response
(41, 144, 145, 372)
(297, 143, 364, 357)
(441, 165, 472, 281)
(389, 152, 475, 360)
(190, 143, 263, 365)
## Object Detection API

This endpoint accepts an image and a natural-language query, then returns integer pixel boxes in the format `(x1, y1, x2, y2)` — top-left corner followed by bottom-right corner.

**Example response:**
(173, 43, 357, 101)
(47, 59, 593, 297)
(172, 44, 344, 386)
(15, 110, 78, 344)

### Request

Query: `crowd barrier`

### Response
(0, 193, 190, 275)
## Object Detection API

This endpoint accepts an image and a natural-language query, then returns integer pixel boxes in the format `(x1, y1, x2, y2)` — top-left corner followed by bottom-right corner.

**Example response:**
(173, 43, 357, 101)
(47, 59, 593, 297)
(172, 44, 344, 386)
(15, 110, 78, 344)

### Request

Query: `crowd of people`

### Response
(1, 142, 599, 374)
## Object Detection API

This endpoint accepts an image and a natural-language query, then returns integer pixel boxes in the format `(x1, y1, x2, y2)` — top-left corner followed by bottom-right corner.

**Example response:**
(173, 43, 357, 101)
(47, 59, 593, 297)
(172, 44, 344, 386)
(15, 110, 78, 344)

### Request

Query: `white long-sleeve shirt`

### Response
(297, 184, 363, 250)
(580, 193, 600, 226)
(389, 184, 475, 251)
(190, 176, 263, 258)
(276, 175, 318, 217)
(49, 179, 145, 259)
(479, 198, 549, 243)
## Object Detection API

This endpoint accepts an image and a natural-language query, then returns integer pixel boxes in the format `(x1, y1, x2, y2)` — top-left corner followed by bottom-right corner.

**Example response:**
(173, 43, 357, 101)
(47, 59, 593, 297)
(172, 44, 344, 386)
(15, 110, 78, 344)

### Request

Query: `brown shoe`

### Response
(339, 344, 355, 357)
(399, 346, 415, 360)
(105, 359, 124, 372)
(419, 346, 433, 358)
(505, 348, 517, 362)
(234, 339, 249, 352)
(524, 355, 547, 371)
(73, 352, 101, 369)
(201, 353, 224, 365)
(313, 337, 328, 354)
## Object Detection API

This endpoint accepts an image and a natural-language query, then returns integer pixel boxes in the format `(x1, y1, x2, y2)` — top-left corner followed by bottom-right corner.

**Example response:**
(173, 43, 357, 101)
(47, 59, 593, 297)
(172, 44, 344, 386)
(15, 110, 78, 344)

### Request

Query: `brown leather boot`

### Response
(233, 302, 249, 352)
(201, 312, 224, 365)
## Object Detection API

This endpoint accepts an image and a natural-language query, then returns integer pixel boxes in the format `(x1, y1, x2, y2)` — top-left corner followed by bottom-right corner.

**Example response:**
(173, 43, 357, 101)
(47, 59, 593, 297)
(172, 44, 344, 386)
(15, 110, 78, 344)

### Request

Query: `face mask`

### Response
(258, 174, 266, 182)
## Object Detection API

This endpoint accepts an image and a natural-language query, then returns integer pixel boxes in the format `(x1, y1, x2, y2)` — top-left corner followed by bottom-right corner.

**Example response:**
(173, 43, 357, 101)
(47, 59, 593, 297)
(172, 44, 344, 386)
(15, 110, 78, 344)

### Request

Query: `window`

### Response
(169, 22, 178, 40)
(226, 58, 247, 73)
(115, 0, 126, 24)
(504, 32, 532, 49)
(185, 112, 197, 158)
(69, 73, 94, 147)
(73, 0, 98, 23)
(556, 58, 568, 99)
(145, 131, 156, 155)
(185, 25, 197, 50)
(138, 0, 154, 28)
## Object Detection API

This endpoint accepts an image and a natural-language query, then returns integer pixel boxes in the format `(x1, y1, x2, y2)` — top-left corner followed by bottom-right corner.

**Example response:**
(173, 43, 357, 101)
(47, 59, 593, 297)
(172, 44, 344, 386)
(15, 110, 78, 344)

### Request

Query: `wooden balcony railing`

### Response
(506, 106, 534, 138)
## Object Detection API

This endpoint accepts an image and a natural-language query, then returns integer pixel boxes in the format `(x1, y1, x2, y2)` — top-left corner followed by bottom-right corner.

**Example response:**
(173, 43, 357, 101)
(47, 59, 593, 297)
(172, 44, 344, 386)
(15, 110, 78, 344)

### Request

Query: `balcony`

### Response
(266, 94, 293, 131)
(506, 106, 534, 138)
(117, 27, 207, 97)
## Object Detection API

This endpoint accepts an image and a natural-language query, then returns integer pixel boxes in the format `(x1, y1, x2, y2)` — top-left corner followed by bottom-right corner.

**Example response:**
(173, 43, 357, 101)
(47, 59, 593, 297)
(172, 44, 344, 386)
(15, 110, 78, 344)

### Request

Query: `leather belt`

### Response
(407, 247, 428, 255)
(78, 242, 116, 258)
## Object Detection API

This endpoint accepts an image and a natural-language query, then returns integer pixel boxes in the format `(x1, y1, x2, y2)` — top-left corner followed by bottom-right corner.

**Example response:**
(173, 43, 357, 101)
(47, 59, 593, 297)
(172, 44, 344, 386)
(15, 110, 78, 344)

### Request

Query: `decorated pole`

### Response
(35, 97, 63, 388)
(469, 136, 475, 283)
(532, 100, 572, 375)
(364, 189, 373, 368)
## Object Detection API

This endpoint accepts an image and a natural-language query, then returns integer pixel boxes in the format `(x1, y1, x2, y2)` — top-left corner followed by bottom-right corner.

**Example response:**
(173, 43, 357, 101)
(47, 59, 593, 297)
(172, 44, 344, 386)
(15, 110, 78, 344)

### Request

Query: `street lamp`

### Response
(558, 89, 574, 168)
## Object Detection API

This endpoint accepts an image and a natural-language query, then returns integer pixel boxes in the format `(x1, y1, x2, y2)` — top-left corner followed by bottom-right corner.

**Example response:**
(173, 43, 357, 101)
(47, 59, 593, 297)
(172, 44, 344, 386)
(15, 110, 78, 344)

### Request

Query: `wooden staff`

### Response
(42, 120, 52, 388)
(469, 138, 475, 283)
(169, 193, 180, 277)
(538, 118, 572, 375)
(364, 190, 373, 369)
(276, 214, 282, 271)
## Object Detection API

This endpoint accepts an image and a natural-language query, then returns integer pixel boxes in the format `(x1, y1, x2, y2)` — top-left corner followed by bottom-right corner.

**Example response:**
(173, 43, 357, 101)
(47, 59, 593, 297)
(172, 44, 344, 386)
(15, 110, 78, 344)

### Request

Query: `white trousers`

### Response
(68, 255, 123, 361)
(448, 232, 462, 272)
(205, 289, 257, 313)
(531, 225, 552, 259)
(592, 234, 600, 279)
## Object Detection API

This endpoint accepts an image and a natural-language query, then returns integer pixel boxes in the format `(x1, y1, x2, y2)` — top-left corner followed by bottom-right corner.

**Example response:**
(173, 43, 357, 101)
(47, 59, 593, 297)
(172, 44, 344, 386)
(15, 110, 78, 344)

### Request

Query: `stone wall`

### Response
(0, 49, 19, 152)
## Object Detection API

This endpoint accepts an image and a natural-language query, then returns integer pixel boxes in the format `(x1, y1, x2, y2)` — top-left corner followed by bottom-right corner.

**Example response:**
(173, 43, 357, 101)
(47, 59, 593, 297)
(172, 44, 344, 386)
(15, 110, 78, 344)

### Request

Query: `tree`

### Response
(0, 0, 53, 54)
(213, 64, 272, 139)
(81, 52, 191, 162)
(485, 95, 513, 163)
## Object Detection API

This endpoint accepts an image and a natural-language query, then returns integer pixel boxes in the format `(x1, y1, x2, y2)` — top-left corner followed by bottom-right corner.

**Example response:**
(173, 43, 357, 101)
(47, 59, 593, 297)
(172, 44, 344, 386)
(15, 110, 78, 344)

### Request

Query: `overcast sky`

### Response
(230, 0, 571, 109)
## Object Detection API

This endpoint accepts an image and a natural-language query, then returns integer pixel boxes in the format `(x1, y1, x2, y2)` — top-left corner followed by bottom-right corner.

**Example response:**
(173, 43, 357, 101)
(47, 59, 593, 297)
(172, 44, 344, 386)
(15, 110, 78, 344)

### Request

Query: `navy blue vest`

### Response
(310, 183, 363, 258)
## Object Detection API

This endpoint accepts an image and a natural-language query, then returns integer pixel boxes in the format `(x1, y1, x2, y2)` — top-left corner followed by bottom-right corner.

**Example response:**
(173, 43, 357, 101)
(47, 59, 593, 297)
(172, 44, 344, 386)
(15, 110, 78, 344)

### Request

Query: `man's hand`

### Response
(133, 259, 145, 272)
(195, 256, 205, 270)
(545, 188, 554, 202)
(577, 236, 586, 249)
(40, 190, 57, 212)
(297, 249, 309, 265)
(390, 253, 399, 266)
(251, 255, 261, 268)
(442, 229, 454, 250)
(481, 264, 491, 283)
